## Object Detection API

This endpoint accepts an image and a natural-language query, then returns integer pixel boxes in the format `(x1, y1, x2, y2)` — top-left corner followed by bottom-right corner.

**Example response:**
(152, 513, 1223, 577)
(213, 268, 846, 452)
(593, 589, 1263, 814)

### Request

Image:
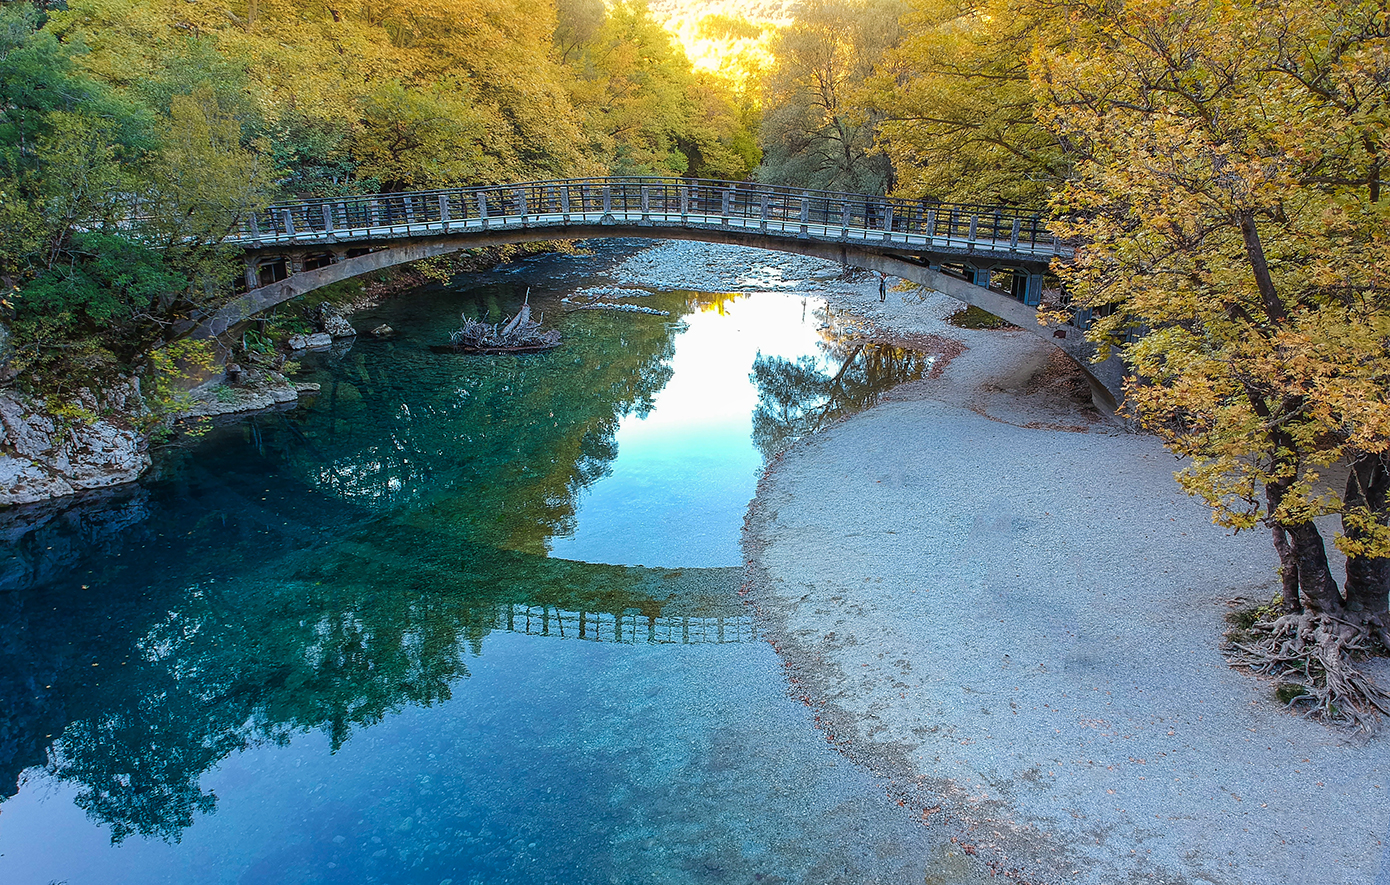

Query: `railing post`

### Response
(924, 209, 937, 240)
(680, 186, 689, 220)
(640, 185, 650, 221)
(1009, 218, 1021, 249)
(439, 194, 451, 224)
(369, 199, 381, 227)
(515, 188, 528, 220)
(882, 203, 894, 241)
(477, 193, 489, 228)
(282, 209, 297, 239)
(602, 185, 612, 217)
(721, 188, 731, 224)
(759, 193, 769, 230)
(799, 194, 810, 237)
(322, 204, 334, 232)
(248, 212, 262, 243)
(967, 214, 979, 245)
(560, 186, 570, 220)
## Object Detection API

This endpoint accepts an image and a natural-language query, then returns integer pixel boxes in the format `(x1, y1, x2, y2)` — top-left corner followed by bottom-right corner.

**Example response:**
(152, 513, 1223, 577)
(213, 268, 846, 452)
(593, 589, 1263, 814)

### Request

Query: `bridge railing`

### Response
(231, 177, 1058, 254)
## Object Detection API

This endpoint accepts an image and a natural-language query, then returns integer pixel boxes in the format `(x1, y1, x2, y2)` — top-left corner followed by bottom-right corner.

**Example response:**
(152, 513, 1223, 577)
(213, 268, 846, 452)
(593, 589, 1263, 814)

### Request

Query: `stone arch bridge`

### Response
(194, 177, 1122, 407)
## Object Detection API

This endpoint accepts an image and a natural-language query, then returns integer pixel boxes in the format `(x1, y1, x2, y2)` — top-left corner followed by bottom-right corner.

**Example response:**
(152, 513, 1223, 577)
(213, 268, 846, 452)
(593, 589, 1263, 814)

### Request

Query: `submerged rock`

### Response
(368, 324, 394, 338)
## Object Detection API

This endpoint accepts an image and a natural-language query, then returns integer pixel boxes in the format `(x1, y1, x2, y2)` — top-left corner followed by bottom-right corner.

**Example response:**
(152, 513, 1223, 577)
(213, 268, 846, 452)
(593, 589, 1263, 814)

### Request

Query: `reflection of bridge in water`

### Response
(499, 604, 756, 644)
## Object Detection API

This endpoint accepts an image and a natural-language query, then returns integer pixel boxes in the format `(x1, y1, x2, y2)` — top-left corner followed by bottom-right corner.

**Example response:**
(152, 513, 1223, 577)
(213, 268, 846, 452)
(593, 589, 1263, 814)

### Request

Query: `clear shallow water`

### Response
(0, 241, 936, 884)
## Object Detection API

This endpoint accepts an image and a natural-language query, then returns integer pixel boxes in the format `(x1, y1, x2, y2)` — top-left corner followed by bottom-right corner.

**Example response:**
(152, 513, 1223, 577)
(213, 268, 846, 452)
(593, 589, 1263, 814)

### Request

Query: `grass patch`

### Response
(946, 306, 1015, 330)
(1275, 683, 1310, 705)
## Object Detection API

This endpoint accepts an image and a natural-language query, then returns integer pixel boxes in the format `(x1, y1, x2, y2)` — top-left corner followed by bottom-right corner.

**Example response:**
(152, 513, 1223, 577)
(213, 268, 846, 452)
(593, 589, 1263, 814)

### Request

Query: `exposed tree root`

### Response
(1228, 611, 1390, 732)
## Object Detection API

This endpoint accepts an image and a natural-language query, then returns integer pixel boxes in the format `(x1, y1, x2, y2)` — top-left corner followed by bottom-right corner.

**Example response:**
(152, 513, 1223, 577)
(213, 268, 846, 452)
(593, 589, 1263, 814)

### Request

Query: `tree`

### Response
(349, 80, 500, 191)
(1030, 0, 1390, 725)
(564, 1, 758, 179)
(757, 0, 905, 194)
(1, 4, 269, 384)
(869, 0, 1066, 205)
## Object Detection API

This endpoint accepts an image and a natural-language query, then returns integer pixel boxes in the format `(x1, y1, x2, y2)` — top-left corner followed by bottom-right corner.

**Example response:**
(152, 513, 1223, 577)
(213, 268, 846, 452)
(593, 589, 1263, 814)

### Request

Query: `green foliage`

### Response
(241, 329, 274, 355)
(143, 339, 217, 425)
(1276, 683, 1311, 705)
(9, 233, 187, 380)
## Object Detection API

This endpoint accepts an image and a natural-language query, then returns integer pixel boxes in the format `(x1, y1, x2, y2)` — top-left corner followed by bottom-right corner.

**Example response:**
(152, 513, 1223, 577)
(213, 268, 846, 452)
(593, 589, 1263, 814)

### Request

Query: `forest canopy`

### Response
(0, 0, 758, 386)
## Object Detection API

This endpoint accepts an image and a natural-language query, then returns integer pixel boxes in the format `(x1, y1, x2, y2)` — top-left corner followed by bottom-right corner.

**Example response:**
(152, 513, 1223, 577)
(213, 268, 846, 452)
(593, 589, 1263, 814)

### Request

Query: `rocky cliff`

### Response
(0, 381, 151, 508)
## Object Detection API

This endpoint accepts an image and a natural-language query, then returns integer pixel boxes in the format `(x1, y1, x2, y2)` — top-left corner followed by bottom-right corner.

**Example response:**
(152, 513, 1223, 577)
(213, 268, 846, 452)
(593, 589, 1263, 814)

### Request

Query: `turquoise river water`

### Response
(0, 241, 941, 884)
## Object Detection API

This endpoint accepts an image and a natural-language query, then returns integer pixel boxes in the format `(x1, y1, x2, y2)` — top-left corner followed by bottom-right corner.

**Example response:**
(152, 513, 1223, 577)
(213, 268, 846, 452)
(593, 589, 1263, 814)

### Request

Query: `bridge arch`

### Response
(184, 178, 1123, 408)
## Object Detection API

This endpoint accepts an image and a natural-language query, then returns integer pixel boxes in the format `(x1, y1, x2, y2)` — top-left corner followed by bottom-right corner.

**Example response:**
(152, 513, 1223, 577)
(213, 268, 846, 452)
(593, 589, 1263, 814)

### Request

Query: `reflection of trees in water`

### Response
(225, 289, 686, 557)
(0, 284, 813, 843)
(0, 460, 742, 844)
(752, 338, 932, 460)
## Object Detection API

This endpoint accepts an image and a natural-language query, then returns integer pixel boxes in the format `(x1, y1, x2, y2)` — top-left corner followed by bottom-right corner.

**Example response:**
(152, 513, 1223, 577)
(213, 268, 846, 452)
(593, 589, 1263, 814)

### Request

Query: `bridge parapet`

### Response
(229, 177, 1067, 269)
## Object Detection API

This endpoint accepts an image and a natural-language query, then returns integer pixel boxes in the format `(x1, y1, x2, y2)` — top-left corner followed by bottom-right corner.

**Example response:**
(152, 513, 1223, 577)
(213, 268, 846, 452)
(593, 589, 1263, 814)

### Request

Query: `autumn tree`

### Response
(564, 0, 759, 179)
(757, 0, 905, 194)
(869, 0, 1067, 205)
(0, 5, 269, 384)
(1030, 0, 1390, 724)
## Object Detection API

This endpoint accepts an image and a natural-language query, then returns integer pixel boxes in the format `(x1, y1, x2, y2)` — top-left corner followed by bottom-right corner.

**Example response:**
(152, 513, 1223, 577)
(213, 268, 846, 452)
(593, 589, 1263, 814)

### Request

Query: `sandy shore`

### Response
(614, 241, 1390, 885)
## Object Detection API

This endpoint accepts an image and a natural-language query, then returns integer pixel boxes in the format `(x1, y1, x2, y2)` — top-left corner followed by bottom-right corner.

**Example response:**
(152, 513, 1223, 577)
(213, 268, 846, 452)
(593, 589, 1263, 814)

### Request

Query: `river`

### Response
(0, 241, 947, 884)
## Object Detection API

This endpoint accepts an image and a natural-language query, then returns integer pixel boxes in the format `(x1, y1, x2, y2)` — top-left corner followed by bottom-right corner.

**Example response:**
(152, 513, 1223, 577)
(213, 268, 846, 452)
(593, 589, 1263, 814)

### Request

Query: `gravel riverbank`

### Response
(615, 241, 1390, 885)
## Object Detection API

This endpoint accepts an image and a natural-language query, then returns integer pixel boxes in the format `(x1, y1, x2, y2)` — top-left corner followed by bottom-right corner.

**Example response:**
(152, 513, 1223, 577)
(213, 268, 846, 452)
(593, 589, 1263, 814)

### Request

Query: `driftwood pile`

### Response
(439, 299, 561, 354)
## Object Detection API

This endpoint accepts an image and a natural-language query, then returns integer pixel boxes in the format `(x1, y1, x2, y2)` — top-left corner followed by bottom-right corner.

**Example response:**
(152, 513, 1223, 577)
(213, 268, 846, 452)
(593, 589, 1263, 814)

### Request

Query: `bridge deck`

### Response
(227, 177, 1067, 268)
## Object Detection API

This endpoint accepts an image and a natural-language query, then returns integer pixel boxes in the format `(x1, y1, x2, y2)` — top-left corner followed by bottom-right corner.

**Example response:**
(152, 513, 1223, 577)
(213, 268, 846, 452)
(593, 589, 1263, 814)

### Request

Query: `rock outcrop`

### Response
(0, 322, 15, 385)
(315, 303, 357, 339)
(287, 332, 333, 351)
(181, 367, 319, 418)
(0, 380, 151, 507)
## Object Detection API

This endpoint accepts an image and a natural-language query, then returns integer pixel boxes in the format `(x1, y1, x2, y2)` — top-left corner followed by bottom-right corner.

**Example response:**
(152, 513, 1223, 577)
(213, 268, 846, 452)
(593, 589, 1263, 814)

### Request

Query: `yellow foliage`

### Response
(1029, 0, 1390, 555)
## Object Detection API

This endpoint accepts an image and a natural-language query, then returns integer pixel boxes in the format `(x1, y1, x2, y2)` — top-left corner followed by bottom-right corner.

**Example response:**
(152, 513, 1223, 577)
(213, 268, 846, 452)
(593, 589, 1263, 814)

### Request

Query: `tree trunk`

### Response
(1270, 523, 1303, 614)
(1344, 452, 1390, 618)
(1287, 520, 1343, 613)
(1266, 479, 1341, 613)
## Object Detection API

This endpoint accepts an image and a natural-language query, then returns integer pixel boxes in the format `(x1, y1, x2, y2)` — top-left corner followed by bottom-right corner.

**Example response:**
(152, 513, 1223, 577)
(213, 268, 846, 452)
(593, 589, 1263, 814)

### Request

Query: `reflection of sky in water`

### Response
(548, 292, 825, 568)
